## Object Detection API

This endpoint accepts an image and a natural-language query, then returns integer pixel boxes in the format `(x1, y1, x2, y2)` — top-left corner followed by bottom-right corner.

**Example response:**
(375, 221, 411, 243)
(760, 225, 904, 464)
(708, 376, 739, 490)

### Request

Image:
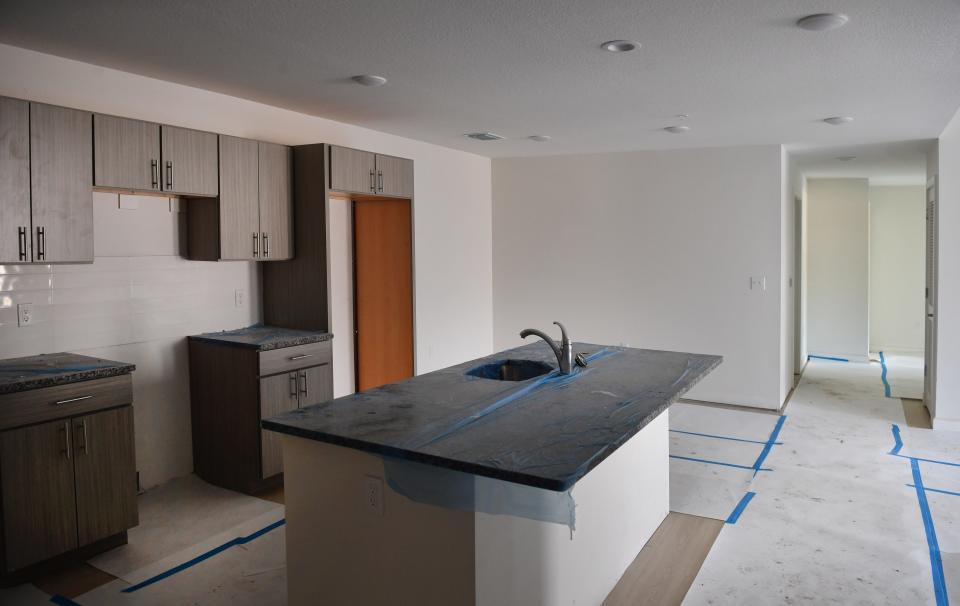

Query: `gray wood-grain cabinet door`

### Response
(297, 364, 333, 408)
(161, 125, 218, 197)
(0, 419, 78, 572)
(218, 135, 260, 260)
(260, 372, 299, 478)
(93, 114, 161, 191)
(30, 102, 94, 264)
(72, 406, 138, 547)
(329, 145, 376, 194)
(375, 154, 414, 198)
(258, 142, 293, 260)
(0, 97, 31, 263)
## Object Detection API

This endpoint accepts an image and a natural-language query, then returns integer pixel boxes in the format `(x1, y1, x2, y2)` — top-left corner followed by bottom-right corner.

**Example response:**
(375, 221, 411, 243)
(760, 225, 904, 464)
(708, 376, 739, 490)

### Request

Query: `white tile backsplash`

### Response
(0, 192, 261, 488)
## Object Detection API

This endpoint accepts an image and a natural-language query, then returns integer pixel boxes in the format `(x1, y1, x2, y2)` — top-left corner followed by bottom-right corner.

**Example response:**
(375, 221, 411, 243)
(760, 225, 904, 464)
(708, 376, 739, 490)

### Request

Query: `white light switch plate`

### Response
(750, 277, 766, 291)
(17, 303, 33, 327)
(364, 476, 384, 516)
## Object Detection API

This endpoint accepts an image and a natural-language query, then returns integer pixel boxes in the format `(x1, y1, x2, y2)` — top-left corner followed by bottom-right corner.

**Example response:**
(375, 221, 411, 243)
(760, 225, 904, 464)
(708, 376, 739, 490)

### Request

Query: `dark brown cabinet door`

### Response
(72, 406, 138, 547)
(161, 125, 218, 197)
(218, 135, 260, 260)
(258, 142, 293, 260)
(329, 145, 376, 194)
(30, 102, 94, 263)
(93, 114, 161, 191)
(0, 419, 78, 571)
(0, 97, 31, 263)
(297, 364, 333, 408)
(375, 154, 414, 198)
(259, 372, 299, 478)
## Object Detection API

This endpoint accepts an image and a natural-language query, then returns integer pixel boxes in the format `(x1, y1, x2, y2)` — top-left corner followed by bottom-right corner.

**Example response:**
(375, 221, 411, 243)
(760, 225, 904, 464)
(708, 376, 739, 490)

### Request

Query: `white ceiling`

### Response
(1, 0, 959, 159)
(792, 140, 932, 185)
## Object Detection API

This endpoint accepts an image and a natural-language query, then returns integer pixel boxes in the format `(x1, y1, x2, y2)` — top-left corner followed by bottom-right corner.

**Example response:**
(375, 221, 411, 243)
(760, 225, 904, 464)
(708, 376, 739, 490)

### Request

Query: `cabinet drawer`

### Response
(258, 342, 331, 377)
(0, 375, 133, 431)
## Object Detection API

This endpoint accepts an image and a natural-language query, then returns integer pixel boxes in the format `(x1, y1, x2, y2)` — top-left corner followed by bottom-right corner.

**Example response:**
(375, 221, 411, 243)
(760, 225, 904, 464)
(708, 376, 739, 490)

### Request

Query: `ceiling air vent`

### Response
(464, 132, 505, 141)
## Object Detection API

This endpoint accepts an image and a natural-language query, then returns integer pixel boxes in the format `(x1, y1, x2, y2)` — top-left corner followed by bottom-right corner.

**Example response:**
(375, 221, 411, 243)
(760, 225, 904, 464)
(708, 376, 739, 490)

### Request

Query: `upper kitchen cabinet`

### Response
(160, 125, 218, 197)
(93, 114, 161, 191)
(187, 136, 293, 261)
(328, 145, 413, 198)
(0, 97, 31, 264)
(30, 102, 94, 263)
(329, 145, 376, 194)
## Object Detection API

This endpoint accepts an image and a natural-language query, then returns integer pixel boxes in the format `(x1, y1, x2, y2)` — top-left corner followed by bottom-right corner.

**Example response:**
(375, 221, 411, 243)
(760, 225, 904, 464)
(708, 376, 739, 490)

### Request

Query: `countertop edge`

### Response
(0, 364, 137, 395)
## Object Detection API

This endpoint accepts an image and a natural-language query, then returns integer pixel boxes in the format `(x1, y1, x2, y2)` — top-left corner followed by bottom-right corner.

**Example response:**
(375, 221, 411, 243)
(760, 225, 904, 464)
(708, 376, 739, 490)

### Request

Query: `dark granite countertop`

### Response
(263, 342, 721, 491)
(189, 325, 333, 351)
(0, 353, 136, 394)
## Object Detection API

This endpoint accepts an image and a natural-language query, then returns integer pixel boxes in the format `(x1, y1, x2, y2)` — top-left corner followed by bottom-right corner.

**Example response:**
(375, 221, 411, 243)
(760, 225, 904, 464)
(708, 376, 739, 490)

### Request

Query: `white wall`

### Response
(492, 145, 786, 410)
(806, 179, 870, 362)
(0, 44, 494, 488)
(327, 198, 356, 398)
(869, 185, 925, 354)
(932, 108, 960, 430)
(780, 148, 796, 401)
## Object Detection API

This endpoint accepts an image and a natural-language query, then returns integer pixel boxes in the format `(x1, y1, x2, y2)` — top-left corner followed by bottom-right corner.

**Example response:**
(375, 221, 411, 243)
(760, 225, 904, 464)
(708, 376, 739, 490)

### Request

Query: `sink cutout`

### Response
(467, 359, 554, 381)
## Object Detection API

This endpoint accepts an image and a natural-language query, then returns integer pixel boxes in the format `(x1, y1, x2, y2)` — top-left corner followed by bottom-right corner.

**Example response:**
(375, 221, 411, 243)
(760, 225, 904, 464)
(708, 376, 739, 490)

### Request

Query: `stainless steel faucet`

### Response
(520, 321, 577, 374)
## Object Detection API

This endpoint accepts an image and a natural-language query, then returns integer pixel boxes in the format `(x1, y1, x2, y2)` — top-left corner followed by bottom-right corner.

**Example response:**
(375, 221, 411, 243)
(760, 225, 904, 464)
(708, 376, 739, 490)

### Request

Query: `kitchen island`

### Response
(263, 342, 720, 606)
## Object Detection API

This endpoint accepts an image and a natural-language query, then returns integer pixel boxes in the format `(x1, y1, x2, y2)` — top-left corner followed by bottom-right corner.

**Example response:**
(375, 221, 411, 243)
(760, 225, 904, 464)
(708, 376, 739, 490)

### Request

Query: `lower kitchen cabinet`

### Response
(188, 334, 333, 494)
(0, 373, 138, 576)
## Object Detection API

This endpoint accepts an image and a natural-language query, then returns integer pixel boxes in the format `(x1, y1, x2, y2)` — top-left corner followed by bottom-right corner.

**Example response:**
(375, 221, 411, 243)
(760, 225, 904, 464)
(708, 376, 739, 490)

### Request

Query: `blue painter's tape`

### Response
(50, 595, 83, 606)
(894, 453, 960, 469)
(879, 351, 892, 398)
(669, 454, 771, 472)
(122, 518, 285, 593)
(807, 355, 850, 363)
(750, 415, 786, 477)
(907, 484, 960, 498)
(725, 491, 756, 524)
(889, 424, 904, 455)
(910, 458, 949, 606)
(669, 429, 782, 446)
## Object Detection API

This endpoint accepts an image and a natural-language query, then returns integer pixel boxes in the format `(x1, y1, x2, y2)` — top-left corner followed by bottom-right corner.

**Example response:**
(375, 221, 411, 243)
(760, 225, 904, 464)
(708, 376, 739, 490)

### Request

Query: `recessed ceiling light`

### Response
(664, 125, 690, 134)
(823, 116, 854, 125)
(463, 132, 505, 141)
(352, 74, 387, 86)
(836, 156, 857, 162)
(528, 135, 551, 142)
(601, 40, 639, 52)
(797, 13, 849, 32)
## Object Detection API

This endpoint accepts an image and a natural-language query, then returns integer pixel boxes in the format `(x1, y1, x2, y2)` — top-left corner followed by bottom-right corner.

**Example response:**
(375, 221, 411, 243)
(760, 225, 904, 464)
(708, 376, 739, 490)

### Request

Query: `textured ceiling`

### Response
(793, 140, 932, 186)
(1, 0, 958, 158)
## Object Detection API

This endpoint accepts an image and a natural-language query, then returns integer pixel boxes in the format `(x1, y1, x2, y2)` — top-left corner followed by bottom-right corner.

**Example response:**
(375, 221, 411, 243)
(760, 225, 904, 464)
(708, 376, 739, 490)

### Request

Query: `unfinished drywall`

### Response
(806, 178, 870, 362)
(869, 185, 925, 354)
(0, 43, 493, 487)
(492, 145, 785, 410)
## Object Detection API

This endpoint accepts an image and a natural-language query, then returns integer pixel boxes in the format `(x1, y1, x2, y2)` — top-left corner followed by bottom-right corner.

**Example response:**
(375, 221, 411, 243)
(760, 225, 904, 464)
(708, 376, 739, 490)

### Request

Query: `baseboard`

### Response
(807, 352, 870, 364)
(932, 416, 960, 432)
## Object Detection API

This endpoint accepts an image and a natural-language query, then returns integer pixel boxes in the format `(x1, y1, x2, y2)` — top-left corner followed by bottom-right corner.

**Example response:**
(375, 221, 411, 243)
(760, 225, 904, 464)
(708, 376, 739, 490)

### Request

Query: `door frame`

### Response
(924, 176, 938, 417)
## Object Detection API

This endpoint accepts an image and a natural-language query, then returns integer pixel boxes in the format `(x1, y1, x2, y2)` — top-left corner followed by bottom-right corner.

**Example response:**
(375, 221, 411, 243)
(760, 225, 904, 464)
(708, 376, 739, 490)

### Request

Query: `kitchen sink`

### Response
(467, 359, 554, 381)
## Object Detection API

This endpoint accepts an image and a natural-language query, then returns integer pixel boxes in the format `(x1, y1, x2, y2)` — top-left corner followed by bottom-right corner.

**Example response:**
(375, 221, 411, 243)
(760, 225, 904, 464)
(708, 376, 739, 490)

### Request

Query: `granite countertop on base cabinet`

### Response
(0, 352, 136, 394)
(188, 325, 333, 351)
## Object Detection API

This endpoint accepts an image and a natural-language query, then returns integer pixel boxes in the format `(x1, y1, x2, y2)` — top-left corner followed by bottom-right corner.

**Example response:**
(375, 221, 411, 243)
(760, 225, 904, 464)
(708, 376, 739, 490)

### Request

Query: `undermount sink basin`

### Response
(467, 359, 554, 381)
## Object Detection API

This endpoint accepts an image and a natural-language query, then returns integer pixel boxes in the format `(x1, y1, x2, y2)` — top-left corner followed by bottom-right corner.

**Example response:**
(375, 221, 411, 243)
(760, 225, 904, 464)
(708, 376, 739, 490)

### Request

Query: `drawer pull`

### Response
(54, 395, 93, 405)
(288, 354, 314, 361)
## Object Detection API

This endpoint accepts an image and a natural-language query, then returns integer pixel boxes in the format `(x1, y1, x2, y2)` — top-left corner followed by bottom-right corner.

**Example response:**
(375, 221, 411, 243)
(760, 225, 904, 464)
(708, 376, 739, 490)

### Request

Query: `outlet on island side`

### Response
(364, 476, 384, 516)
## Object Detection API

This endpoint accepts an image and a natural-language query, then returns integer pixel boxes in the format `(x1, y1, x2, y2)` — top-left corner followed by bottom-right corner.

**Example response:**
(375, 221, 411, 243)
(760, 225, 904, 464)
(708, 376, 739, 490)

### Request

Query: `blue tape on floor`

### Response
(894, 453, 960, 469)
(750, 415, 786, 477)
(879, 351, 892, 398)
(890, 424, 904, 455)
(907, 484, 960, 498)
(50, 595, 83, 606)
(121, 518, 285, 594)
(669, 454, 771, 472)
(725, 491, 756, 524)
(807, 355, 850, 363)
(669, 429, 782, 446)
(910, 458, 949, 606)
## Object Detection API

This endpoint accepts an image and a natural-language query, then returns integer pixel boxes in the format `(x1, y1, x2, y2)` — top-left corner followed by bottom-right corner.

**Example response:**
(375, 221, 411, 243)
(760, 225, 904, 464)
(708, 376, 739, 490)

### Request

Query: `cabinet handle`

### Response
(151, 159, 159, 189)
(54, 395, 93, 405)
(75, 419, 88, 455)
(61, 421, 71, 460)
(299, 371, 307, 397)
(370, 169, 376, 192)
(18, 226, 27, 261)
(289, 372, 298, 398)
(288, 353, 313, 361)
(165, 160, 173, 189)
(262, 232, 269, 258)
(378, 170, 384, 193)
(252, 232, 259, 257)
(36, 226, 45, 261)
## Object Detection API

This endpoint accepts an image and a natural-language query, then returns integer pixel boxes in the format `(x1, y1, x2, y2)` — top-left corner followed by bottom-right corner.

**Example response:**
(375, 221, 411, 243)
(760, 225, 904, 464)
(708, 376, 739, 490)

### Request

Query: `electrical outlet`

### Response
(17, 303, 33, 327)
(234, 289, 245, 308)
(364, 476, 384, 516)
(750, 277, 767, 291)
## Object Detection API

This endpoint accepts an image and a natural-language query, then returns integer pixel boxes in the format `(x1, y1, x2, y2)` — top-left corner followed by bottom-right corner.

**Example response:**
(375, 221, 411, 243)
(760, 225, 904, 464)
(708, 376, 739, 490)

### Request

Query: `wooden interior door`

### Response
(354, 198, 414, 391)
(72, 406, 138, 547)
